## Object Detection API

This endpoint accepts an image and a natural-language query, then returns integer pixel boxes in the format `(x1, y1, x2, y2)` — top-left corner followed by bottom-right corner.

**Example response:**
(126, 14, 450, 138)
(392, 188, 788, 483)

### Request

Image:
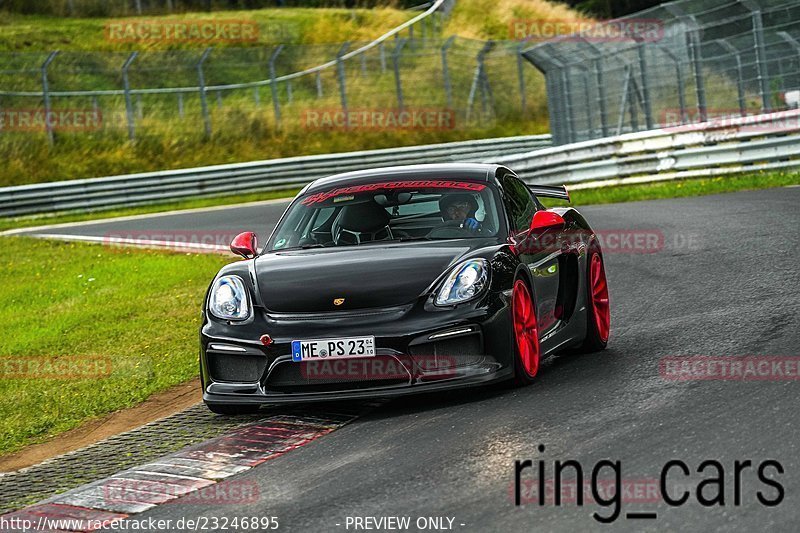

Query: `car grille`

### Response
(207, 353, 268, 383)
(408, 333, 483, 361)
(266, 355, 411, 392)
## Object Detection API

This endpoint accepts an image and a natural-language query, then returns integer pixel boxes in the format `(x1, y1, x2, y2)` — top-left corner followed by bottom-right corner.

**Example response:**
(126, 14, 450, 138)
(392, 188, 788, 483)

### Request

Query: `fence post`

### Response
(216, 91, 223, 109)
(287, 81, 293, 104)
(268, 45, 284, 127)
(715, 39, 746, 117)
(657, 44, 687, 124)
(748, 6, 771, 112)
(393, 39, 407, 111)
(441, 36, 455, 109)
(516, 42, 527, 114)
(687, 29, 707, 122)
(41, 51, 59, 146)
(336, 42, 351, 128)
(253, 87, 259, 107)
(777, 32, 800, 107)
(582, 69, 593, 138)
(466, 41, 494, 123)
(135, 0, 142, 15)
(178, 93, 185, 117)
(315, 71, 323, 98)
(196, 47, 213, 139)
(379, 42, 386, 73)
(636, 41, 654, 129)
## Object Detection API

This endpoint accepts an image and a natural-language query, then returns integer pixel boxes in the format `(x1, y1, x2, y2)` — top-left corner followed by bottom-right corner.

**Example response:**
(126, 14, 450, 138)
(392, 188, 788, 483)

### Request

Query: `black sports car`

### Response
(200, 163, 610, 414)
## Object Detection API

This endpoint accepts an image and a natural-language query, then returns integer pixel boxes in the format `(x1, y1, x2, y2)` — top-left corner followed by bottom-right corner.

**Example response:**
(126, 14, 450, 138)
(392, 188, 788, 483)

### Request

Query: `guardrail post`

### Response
(268, 45, 284, 127)
(336, 42, 350, 128)
(393, 38, 407, 111)
(715, 39, 746, 117)
(516, 43, 527, 113)
(441, 36, 455, 109)
(287, 81, 293, 104)
(253, 87, 259, 107)
(41, 51, 59, 146)
(315, 72, 323, 98)
(216, 91, 223, 109)
(196, 47, 213, 139)
(748, 6, 771, 112)
(379, 42, 386, 73)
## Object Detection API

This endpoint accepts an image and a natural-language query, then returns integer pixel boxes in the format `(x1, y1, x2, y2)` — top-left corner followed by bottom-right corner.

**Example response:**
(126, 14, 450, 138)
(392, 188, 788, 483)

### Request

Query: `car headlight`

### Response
(435, 259, 489, 306)
(208, 275, 251, 320)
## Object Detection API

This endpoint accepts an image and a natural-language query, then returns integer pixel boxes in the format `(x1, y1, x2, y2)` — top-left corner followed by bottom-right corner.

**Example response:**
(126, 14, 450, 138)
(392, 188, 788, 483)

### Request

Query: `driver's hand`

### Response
(462, 217, 480, 231)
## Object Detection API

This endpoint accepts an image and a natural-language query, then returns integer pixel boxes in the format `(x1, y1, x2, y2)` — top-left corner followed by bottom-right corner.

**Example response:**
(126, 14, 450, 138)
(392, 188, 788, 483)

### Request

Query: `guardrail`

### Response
(499, 109, 800, 188)
(0, 134, 551, 217)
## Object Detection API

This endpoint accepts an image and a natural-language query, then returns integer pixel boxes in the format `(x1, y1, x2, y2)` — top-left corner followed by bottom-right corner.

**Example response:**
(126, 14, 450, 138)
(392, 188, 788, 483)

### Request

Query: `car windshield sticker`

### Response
(301, 180, 486, 205)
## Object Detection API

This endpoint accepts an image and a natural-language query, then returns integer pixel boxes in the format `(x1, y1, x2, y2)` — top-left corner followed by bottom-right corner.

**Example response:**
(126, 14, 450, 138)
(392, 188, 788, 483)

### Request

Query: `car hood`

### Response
(254, 240, 491, 312)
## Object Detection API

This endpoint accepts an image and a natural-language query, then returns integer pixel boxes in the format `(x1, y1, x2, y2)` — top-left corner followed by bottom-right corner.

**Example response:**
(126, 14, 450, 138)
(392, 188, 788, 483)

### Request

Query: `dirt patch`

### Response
(0, 378, 201, 473)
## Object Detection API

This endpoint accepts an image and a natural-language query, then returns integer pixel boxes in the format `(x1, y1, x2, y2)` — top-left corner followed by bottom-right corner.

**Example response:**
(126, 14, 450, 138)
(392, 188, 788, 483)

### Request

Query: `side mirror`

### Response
(530, 210, 566, 234)
(230, 231, 258, 259)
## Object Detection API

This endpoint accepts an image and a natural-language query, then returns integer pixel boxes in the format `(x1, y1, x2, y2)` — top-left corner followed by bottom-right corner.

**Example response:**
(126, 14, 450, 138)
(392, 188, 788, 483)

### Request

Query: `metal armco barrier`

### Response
(498, 109, 800, 188)
(0, 135, 550, 217)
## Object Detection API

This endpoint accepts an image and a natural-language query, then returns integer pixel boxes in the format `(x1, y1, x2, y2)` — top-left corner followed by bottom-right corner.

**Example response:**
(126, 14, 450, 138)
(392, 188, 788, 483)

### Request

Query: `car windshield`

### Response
(267, 179, 504, 251)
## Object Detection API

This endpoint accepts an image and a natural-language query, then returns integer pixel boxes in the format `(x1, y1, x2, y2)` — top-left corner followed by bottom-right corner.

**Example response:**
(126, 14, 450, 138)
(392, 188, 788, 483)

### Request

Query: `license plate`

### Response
(291, 336, 376, 362)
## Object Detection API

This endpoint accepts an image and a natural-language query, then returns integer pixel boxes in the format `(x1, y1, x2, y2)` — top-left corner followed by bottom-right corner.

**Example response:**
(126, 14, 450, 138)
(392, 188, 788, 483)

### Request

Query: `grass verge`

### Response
(0, 236, 231, 456)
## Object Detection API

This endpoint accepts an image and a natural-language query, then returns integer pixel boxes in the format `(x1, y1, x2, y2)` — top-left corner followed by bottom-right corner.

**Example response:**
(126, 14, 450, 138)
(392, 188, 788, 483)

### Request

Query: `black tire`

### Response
(205, 402, 261, 415)
(580, 248, 610, 353)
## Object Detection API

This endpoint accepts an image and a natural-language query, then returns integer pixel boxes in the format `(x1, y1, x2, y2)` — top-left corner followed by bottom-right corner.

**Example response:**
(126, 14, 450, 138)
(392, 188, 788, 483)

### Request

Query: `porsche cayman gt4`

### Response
(200, 163, 610, 414)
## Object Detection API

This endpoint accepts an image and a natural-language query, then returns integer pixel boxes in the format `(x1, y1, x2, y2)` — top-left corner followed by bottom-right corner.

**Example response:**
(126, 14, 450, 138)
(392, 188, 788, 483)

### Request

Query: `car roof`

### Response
(301, 163, 506, 194)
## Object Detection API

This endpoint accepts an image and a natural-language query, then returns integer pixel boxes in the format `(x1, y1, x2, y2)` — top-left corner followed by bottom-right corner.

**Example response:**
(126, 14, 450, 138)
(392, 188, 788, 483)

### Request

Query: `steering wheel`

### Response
(427, 220, 481, 239)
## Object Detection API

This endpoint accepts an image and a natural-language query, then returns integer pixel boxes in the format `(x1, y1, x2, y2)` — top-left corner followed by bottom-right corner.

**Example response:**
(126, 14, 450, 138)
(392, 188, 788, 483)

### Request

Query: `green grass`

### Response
(0, 236, 231, 456)
(0, 8, 414, 51)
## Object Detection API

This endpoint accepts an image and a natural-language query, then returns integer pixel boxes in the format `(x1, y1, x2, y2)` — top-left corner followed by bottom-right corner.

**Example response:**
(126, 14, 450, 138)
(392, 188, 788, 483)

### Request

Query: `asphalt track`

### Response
(14, 187, 800, 532)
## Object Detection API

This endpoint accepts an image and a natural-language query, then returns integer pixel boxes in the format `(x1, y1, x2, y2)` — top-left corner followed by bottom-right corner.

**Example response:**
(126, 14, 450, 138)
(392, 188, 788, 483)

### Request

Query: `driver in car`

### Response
(438, 193, 481, 231)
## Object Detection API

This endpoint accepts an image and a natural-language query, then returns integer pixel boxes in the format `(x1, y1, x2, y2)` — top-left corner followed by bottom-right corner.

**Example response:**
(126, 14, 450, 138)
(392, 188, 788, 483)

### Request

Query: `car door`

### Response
(501, 173, 562, 334)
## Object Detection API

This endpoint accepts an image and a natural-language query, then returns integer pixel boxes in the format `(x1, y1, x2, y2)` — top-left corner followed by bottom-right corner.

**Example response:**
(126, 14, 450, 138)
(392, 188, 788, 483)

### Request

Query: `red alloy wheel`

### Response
(589, 253, 610, 343)
(512, 279, 540, 378)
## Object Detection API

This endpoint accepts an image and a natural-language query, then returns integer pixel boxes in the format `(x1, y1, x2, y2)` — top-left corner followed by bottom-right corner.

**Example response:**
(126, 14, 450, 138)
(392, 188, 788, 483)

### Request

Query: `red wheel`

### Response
(582, 250, 610, 351)
(512, 279, 540, 383)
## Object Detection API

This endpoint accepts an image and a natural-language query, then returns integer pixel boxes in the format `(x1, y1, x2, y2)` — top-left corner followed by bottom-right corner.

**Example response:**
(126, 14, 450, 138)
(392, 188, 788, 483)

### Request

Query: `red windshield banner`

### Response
(301, 180, 486, 205)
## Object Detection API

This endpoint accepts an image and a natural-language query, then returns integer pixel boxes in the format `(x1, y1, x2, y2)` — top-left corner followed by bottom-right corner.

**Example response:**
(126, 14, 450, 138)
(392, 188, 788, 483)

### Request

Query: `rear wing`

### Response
(527, 184, 570, 202)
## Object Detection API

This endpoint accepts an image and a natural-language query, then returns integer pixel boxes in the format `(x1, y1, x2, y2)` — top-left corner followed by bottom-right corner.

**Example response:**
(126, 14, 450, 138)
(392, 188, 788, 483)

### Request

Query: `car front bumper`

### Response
(200, 296, 514, 405)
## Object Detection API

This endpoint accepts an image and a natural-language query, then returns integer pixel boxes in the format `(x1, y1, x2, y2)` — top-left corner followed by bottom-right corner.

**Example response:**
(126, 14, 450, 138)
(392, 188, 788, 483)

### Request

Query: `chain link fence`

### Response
(0, 35, 544, 145)
(522, 0, 800, 145)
